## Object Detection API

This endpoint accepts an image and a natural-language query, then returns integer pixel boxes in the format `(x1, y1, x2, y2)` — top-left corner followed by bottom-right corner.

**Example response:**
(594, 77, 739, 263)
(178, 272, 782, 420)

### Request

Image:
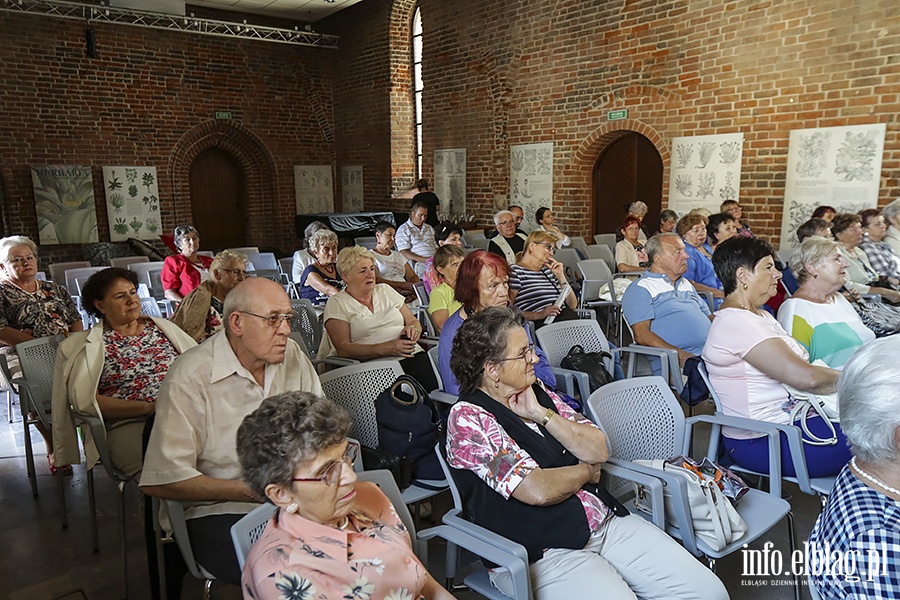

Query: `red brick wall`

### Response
(0, 12, 336, 263)
(329, 0, 899, 242)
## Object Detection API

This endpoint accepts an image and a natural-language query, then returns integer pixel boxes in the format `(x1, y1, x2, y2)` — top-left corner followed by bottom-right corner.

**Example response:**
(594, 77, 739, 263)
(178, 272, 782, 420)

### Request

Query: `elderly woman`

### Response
(720, 200, 753, 237)
(438, 250, 557, 396)
(677, 212, 724, 307)
(427, 244, 466, 334)
(702, 237, 850, 477)
(654, 209, 678, 236)
(0, 235, 83, 473)
(237, 391, 454, 600)
(298, 228, 344, 306)
(161, 224, 214, 302)
(830, 213, 900, 303)
(170, 250, 248, 342)
(51, 268, 196, 476)
(422, 222, 463, 294)
(446, 307, 727, 600)
(614, 215, 649, 273)
(882, 199, 900, 256)
(372, 220, 420, 303)
(808, 337, 900, 599)
(778, 237, 875, 368)
(535, 207, 571, 249)
(626, 200, 650, 243)
(706, 213, 738, 252)
(291, 221, 329, 284)
(320, 246, 436, 390)
(510, 231, 579, 326)
(859, 208, 900, 280)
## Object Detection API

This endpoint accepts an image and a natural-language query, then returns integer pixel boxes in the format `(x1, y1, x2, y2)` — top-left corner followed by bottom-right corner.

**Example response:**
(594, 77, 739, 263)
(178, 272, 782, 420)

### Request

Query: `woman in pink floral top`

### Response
(51, 268, 196, 477)
(445, 307, 728, 600)
(237, 391, 455, 600)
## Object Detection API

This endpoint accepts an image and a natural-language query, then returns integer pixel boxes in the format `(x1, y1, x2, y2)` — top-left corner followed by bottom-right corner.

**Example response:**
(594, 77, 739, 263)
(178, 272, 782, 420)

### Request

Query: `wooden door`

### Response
(189, 148, 247, 250)
(592, 132, 663, 235)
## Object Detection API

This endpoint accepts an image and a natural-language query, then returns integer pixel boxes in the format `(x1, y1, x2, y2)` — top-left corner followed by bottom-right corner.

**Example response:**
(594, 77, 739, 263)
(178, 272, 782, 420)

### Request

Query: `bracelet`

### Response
(540, 408, 554, 427)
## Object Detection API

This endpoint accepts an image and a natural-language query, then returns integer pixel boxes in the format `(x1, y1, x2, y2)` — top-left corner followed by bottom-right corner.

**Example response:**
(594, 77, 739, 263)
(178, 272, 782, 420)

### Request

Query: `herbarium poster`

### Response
(102, 166, 161, 241)
(668, 133, 744, 218)
(510, 142, 553, 231)
(341, 166, 364, 212)
(434, 148, 466, 217)
(31, 165, 99, 245)
(294, 165, 334, 214)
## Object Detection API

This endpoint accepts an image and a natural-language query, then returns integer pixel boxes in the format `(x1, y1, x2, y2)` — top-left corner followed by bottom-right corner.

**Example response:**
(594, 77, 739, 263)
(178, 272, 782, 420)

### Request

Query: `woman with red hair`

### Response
(615, 215, 649, 273)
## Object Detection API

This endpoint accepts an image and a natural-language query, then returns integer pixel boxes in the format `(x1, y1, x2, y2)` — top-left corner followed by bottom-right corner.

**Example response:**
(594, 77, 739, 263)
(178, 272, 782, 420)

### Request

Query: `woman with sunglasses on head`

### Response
(161, 224, 214, 302)
(170, 250, 248, 343)
(509, 230, 579, 328)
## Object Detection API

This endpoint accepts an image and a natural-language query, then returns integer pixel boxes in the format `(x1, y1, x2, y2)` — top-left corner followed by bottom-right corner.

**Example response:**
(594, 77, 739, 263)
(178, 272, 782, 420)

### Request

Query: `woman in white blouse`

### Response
(534, 207, 571, 249)
(371, 220, 419, 303)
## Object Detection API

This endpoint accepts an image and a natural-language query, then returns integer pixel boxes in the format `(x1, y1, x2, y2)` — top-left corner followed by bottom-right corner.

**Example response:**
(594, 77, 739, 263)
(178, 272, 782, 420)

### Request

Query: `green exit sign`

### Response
(607, 109, 628, 121)
(215, 111, 232, 119)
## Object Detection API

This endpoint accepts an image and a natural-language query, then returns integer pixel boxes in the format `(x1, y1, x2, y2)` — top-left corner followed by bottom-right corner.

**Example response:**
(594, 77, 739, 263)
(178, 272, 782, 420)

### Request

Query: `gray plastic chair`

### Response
(289, 298, 323, 358)
(593, 233, 617, 250)
(244, 251, 278, 271)
(0, 353, 18, 423)
(164, 499, 215, 598)
(64, 266, 106, 296)
(47, 260, 91, 284)
(354, 236, 377, 249)
(110, 256, 149, 269)
(584, 244, 616, 272)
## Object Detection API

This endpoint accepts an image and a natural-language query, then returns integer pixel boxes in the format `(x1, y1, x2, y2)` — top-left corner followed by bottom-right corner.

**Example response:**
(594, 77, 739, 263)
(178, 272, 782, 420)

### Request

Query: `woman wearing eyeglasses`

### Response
(510, 231, 579, 328)
(170, 250, 248, 343)
(51, 268, 196, 478)
(237, 391, 455, 600)
(319, 246, 437, 390)
(446, 308, 726, 600)
(161, 224, 215, 302)
(0, 235, 83, 474)
(614, 215, 650, 273)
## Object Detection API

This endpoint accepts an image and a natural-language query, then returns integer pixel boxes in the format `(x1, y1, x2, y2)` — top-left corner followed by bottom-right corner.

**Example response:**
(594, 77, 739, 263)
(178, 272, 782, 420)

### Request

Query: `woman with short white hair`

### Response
(808, 337, 900, 599)
(298, 229, 343, 305)
(882, 198, 900, 257)
(170, 249, 248, 342)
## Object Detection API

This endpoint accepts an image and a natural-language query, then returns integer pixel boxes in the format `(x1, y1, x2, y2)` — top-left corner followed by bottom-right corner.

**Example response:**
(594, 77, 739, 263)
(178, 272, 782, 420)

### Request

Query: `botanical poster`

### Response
(668, 133, 744, 218)
(510, 142, 553, 231)
(341, 166, 364, 212)
(434, 148, 466, 218)
(102, 166, 161, 241)
(779, 123, 886, 249)
(31, 165, 98, 245)
(294, 165, 334, 214)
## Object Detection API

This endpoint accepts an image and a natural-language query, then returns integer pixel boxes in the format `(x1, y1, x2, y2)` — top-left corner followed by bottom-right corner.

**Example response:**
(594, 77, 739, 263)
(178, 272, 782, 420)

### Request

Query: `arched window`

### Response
(411, 7, 423, 178)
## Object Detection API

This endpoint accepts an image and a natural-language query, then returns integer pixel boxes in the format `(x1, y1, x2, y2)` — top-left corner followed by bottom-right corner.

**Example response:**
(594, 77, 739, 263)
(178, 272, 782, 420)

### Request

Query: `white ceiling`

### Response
(190, 0, 365, 22)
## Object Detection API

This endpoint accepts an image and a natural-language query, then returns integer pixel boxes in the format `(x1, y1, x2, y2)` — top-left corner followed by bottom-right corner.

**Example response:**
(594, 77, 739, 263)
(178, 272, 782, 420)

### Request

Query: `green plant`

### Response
(129, 217, 143, 233)
(114, 218, 129, 235)
(128, 184, 138, 198)
(145, 218, 160, 232)
(142, 171, 155, 191)
(109, 192, 125, 212)
(107, 174, 122, 191)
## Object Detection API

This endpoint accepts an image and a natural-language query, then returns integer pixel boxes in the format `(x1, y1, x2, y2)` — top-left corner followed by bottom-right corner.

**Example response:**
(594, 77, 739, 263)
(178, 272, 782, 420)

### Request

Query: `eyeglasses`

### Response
(498, 220, 515, 226)
(537, 243, 555, 252)
(239, 311, 293, 327)
(496, 343, 537, 363)
(221, 269, 248, 279)
(292, 444, 359, 486)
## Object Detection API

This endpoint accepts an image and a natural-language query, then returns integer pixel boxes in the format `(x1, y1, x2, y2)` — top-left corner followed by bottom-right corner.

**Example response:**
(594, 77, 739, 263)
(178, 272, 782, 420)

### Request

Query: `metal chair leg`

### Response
(119, 486, 128, 599)
(23, 410, 37, 497)
(786, 511, 799, 600)
(56, 467, 67, 529)
(87, 468, 99, 552)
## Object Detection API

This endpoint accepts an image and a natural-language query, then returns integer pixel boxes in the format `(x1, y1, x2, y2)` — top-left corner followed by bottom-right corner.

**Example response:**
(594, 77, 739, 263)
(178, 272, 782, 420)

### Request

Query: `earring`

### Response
(742, 283, 748, 290)
(286, 502, 299, 514)
(493, 379, 499, 388)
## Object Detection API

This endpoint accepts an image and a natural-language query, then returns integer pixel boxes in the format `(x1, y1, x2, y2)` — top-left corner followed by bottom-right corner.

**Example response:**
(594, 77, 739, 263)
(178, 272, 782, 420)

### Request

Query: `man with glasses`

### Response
(488, 209, 528, 264)
(142, 277, 322, 585)
(487, 204, 528, 238)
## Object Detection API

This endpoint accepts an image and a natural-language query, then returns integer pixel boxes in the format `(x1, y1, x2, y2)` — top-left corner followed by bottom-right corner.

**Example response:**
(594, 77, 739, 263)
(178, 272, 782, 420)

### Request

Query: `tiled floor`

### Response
(0, 391, 821, 599)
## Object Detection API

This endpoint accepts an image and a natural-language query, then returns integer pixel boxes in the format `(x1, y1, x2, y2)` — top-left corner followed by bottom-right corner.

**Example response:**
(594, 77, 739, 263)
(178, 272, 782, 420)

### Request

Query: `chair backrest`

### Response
(467, 231, 486, 242)
(16, 335, 65, 424)
(569, 236, 589, 256)
(109, 255, 149, 269)
(318, 361, 405, 448)
(289, 299, 321, 355)
(584, 244, 616, 272)
(576, 258, 614, 282)
(64, 266, 106, 296)
(244, 252, 278, 271)
(230, 502, 278, 570)
(148, 268, 165, 298)
(128, 261, 167, 287)
(164, 499, 216, 582)
(535, 319, 611, 367)
(197, 250, 215, 258)
(593, 233, 617, 250)
(140, 297, 163, 317)
(472, 238, 490, 251)
(35, 271, 47, 281)
(228, 246, 259, 255)
(427, 344, 443, 389)
(697, 360, 724, 413)
(47, 261, 91, 284)
(554, 248, 581, 281)
(249, 269, 281, 282)
(412, 281, 429, 306)
(354, 236, 377, 250)
(277, 257, 293, 277)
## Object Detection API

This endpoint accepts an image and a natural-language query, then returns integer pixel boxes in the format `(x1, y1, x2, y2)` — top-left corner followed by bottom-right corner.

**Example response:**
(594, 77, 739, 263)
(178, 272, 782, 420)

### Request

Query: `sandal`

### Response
(47, 455, 73, 476)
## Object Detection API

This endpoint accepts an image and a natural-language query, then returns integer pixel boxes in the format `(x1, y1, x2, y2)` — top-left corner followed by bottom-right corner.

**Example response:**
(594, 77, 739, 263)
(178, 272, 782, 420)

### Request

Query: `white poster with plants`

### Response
(434, 148, 466, 218)
(103, 166, 161, 241)
(668, 133, 744, 217)
(341, 166, 364, 212)
(294, 165, 334, 215)
(778, 123, 886, 249)
(31, 165, 99, 245)
(510, 142, 553, 231)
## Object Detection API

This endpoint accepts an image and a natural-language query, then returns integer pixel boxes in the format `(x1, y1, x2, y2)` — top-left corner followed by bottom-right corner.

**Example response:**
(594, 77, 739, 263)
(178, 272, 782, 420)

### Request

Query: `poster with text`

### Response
(779, 123, 886, 249)
(510, 142, 553, 231)
(31, 165, 98, 245)
(668, 133, 744, 218)
(434, 148, 466, 217)
(341, 166, 364, 212)
(103, 166, 161, 241)
(294, 165, 334, 215)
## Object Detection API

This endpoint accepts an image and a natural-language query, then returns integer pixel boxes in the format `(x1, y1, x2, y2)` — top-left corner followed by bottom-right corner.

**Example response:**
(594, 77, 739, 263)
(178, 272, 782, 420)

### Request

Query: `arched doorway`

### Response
(188, 148, 247, 251)
(592, 132, 663, 235)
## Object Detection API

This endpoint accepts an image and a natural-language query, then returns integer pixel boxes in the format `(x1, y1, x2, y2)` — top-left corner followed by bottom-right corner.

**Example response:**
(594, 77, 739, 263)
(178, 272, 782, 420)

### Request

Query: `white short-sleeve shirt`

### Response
(372, 249, 408, 282)
(394, 220, 436, 258)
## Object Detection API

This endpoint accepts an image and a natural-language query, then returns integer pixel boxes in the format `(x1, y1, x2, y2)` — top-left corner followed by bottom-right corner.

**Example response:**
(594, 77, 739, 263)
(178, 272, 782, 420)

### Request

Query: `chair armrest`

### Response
(685, 414, 789, 497)
(417, 338, 440, 348)
(612, 346, 672, 385)
(861, 293, 882, 303)
(601, 461, 666, 530)
(312, 356, 360, 368)
(550, 368, 576, 397)
(431, 390, 459, 405)
(550, 367, 590, 400)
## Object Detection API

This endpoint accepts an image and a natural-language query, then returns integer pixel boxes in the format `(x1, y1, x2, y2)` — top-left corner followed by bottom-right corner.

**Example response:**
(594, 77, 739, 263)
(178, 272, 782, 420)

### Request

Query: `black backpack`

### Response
(373, 374, 443, 481)
(560, 345, 614, 392)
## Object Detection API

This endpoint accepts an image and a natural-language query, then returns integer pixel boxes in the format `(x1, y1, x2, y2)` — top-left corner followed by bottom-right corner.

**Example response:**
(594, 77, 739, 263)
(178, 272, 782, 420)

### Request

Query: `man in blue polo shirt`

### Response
(622, 233, 713, 376)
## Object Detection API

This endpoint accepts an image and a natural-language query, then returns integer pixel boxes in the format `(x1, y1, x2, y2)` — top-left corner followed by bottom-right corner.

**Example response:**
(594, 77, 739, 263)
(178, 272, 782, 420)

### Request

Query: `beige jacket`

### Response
(169, 279, 216, 342)
(51, 317, 196, 469)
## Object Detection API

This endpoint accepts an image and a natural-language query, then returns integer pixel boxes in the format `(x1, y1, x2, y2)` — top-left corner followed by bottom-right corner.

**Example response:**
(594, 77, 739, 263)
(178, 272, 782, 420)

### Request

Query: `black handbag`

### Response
(560, 345, 614, 392)
(374, 374, 443, 481)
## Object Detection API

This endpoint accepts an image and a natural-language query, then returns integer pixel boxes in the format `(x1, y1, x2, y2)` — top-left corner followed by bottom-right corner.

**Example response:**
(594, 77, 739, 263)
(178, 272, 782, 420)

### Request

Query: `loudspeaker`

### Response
(85, 27, 96, 58)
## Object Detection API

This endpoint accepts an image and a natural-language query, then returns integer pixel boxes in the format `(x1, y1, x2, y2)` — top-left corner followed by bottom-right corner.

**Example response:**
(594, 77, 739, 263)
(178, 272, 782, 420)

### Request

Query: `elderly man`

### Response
(622, 233, 713, 374)
(141, 277, 322, 584)
(487, 209, 527, 264)
(488, 205, 528, 238)
(395, 199, 437, 277)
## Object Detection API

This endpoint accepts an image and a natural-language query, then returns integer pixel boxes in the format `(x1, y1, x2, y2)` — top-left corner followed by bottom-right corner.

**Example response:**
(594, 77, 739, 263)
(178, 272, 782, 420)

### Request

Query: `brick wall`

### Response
(332, 0, 900, 242)
(0, 12, 336, 263)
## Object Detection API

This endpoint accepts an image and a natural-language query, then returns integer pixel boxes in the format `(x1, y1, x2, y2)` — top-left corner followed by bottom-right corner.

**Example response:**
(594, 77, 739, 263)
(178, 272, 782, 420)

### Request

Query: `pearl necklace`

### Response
(851, 457, 900, 497)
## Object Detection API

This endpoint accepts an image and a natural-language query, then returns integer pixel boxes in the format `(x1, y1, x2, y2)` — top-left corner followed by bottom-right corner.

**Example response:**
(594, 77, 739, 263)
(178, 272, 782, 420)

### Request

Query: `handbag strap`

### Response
(788, 401, 838, 446)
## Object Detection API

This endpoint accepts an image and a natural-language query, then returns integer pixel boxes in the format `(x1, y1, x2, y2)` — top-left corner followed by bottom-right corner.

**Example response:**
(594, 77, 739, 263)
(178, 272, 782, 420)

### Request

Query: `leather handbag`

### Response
(784, 383, 840, 446)
(560, 345, 614, 392)
(632, 456, 748, 551)
(374, 374, 443, 481)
